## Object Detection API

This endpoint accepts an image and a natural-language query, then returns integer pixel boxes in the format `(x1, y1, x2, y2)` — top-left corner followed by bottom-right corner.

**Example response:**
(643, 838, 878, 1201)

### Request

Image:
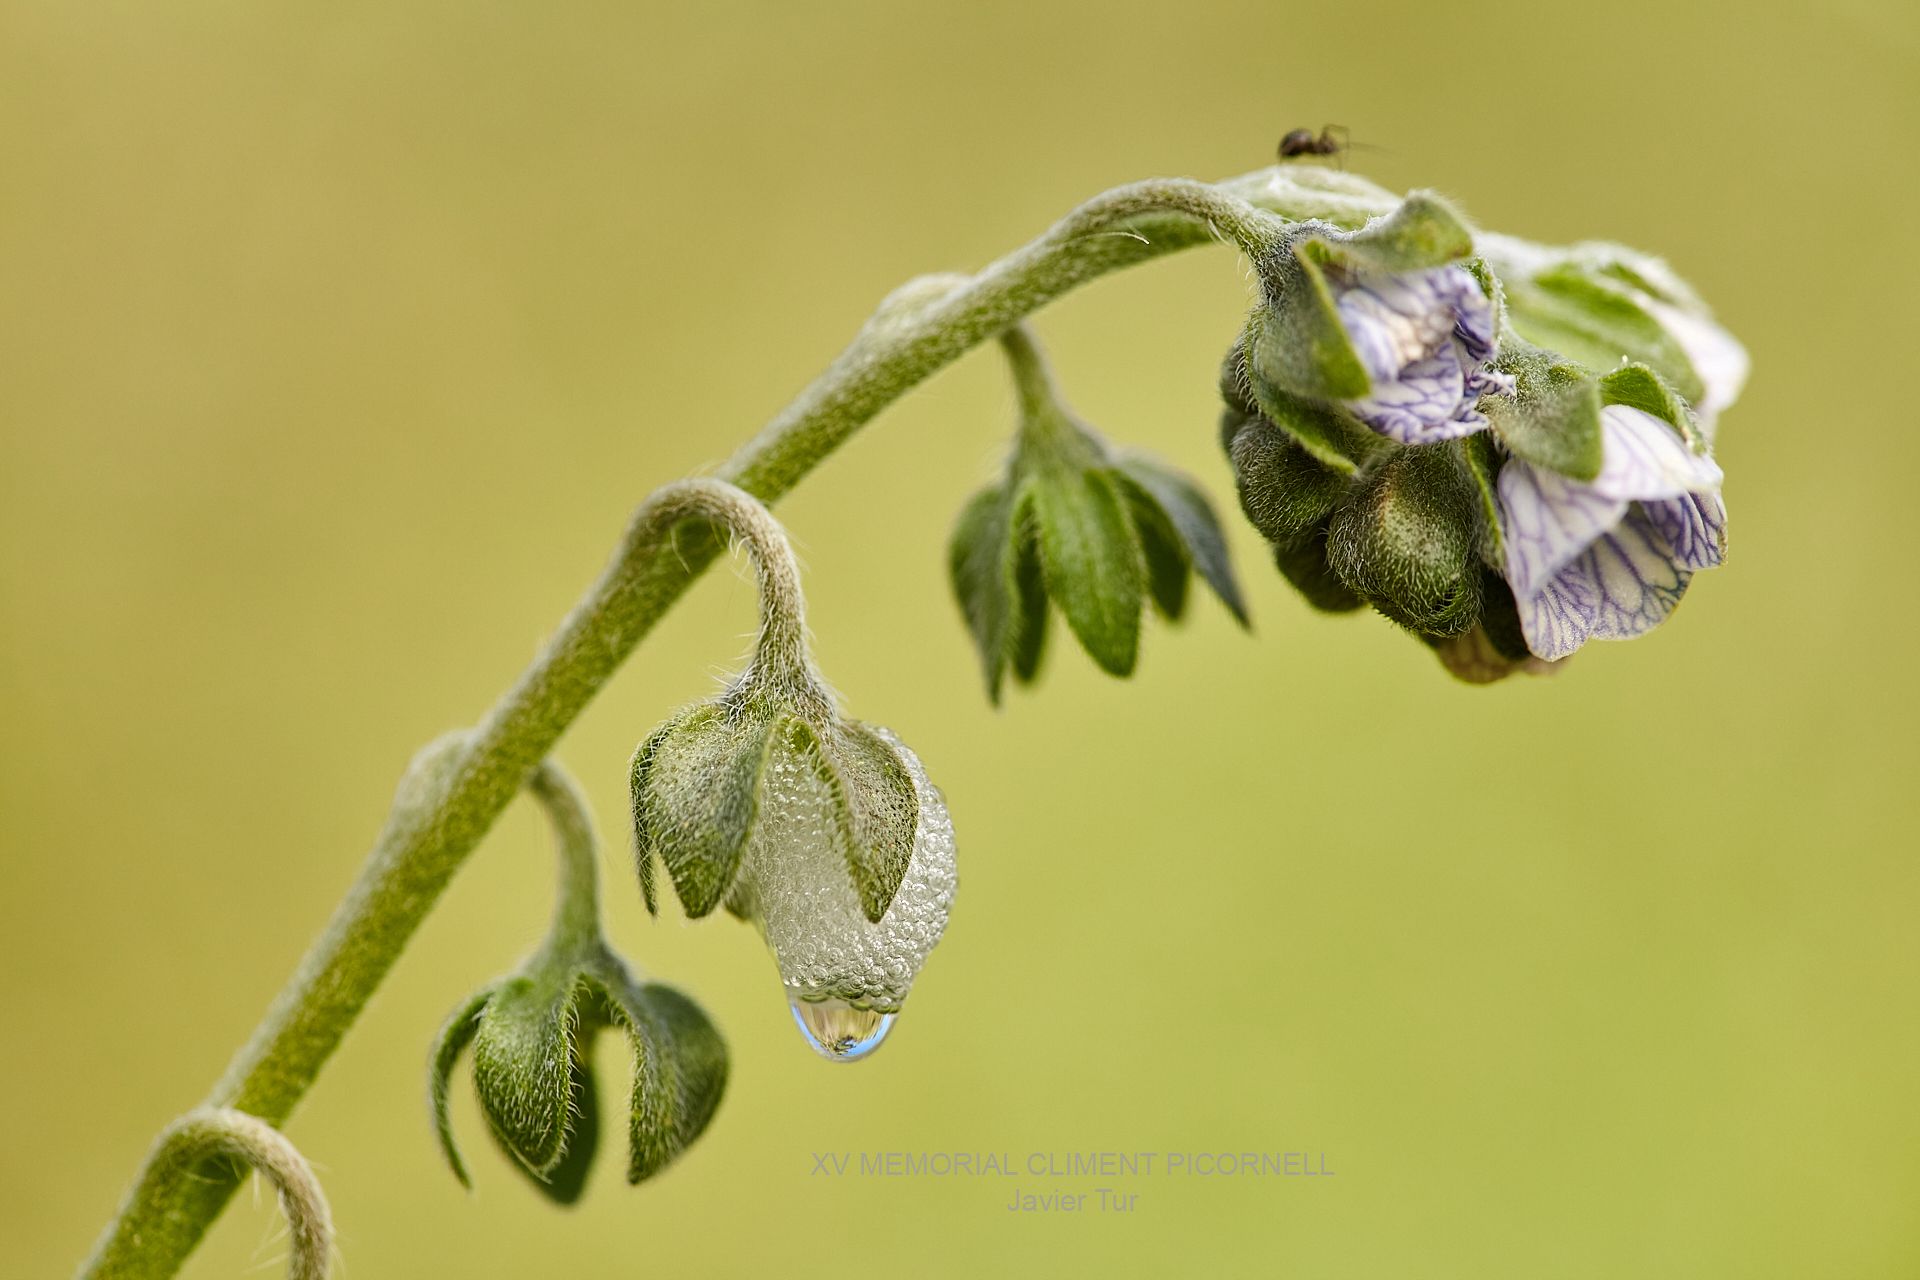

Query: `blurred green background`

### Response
(4, 1, 1916, 1275)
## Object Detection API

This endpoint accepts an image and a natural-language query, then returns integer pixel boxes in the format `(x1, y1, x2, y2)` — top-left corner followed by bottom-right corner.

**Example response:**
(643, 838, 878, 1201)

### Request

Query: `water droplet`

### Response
(789, 996, 895, 1062)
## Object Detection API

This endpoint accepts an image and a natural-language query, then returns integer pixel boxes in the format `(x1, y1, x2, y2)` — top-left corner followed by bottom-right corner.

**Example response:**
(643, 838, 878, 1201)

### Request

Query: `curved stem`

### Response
(107, 1110, 332, 1280)
(527, 759, 603, 952)
(77, 166, 1400, 1280)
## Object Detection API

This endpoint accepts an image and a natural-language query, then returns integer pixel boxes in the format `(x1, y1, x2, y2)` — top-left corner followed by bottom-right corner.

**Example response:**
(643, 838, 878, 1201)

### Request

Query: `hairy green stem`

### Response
(528, 759, 604, 954)
(78, 166, 1397, 1279)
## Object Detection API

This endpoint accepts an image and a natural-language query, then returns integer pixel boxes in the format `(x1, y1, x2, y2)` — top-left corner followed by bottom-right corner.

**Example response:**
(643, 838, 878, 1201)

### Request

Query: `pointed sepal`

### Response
(630, 704, 777, 918)
(470, 962, 585, 1180)
(1110, 454, 1249, 626)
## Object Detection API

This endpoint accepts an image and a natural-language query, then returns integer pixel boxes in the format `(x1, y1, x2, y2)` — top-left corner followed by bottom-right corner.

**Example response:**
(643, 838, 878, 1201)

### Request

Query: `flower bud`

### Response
(429, 760, 726, 1197)
(1325, 445, 1485, 635)
(950, 325, 1247, 701)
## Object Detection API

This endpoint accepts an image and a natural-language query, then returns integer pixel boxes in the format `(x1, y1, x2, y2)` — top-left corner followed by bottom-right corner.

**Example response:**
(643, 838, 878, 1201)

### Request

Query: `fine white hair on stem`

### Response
(142, 1109, 334, 1280)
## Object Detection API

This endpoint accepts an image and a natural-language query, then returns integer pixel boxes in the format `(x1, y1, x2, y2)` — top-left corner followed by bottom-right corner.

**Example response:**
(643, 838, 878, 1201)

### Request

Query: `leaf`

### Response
(1480, 341, 1606, 481)
(427, 983, 499, 1189)
(471, 964, 583, 1178)
(1025, 465, 1143, 676)
(1112, 455, 1249, 625)
(631, 704, 776, 917)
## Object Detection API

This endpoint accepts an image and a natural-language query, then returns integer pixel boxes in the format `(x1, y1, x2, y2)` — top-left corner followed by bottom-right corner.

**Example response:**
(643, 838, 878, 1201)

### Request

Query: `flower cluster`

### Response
(1220, 192, 1743, 677)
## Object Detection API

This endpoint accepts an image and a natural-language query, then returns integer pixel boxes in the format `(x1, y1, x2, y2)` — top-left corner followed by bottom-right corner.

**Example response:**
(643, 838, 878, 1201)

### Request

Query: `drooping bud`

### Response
(626, 481, 957, 1060)
(948, 324, 1247, 701)
(429, 759, 726, 1198)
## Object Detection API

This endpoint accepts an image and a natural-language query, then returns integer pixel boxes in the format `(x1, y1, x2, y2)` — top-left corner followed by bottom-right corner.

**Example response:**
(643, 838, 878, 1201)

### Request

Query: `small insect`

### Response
(1277, 125, 1351, 161)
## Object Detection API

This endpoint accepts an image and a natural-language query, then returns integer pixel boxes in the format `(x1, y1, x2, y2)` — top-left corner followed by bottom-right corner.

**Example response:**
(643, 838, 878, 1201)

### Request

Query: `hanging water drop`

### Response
(789, 996, 896, 1062)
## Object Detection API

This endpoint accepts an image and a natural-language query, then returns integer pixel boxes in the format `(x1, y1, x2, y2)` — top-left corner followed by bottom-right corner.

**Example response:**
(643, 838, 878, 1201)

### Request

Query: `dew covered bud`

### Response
(626, 481, 958, 1060)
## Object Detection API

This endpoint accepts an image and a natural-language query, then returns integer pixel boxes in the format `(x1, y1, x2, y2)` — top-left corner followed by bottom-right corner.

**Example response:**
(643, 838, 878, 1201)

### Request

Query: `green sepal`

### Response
(586, 968, 728, 1184)
(1323, 191, 1475, 276)
(1501, 264, 1706, 405)
(1272, 523, 1366, 614)
(630, 704, 777, 918)
(427, 982, 499, 1189)
(1326, 445, 1485, 636)
(1008, 515, 1048, 683)
(1475, 568, 1534, 662)
(1459, 431, 1506, 567)
(471, 962, 584, 1179)
(1227, 410, 1357, 546)
(1464, 257, 1506, 334)
(1599, 362, 1704, 448)
(627, 724, 670, 917)
(1119, 476, 1189, 619)
(1111, 454, 1248, 626)
(1243, 344, 1389, 474)
(1247, 256, 1371, 403)
(788, 718, 920, 923)
(518, 1045, 600, 1207)
(1025, 465, 1143, 677)
(947, 481, 1048, 703)
(1480, 341, 1606, 481)
(1248, 193, 1472, 404)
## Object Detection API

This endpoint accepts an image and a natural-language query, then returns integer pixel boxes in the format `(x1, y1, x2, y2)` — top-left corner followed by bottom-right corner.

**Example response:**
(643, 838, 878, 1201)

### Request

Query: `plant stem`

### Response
(77, 167, 1397, 1280)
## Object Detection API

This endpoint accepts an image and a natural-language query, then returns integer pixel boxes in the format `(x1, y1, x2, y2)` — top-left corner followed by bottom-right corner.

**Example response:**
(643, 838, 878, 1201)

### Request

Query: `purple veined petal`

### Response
(1333, 271, 1459, 379)
(1639, 491, 1726, 572)
(1580, 507, 1693, 642)
(1461, 343, 1517, 401)
(1516, 560, 1598, 662)
(1516, 511, 1691, 660)
(1590, 405, 1724, 502)
(1346, 348, 1477, 443)
(1432, 267, 1498, 363)
(1498, 459, 1629, 600)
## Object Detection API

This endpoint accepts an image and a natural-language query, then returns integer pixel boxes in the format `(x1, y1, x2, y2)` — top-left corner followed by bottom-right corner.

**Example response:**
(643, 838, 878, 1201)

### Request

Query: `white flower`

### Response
(1331, 265, 1512, 444)
(1498, 405, 1726, 661)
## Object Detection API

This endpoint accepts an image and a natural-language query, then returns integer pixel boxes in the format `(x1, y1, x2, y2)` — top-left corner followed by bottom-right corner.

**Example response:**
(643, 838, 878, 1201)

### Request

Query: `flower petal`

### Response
(1498, 458, 1629, 600)
(1590, 405, 1723, 502)
(1640, 295, 1749, 434)
(1333, 270, 1460, 380)
(1346, 347, 1484, 444)
(1518, 508, 1691, 659)
(1640, 491, 1726, 572)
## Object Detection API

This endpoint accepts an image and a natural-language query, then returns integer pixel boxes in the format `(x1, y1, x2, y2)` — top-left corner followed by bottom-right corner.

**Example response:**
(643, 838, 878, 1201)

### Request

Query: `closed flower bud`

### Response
(430, 761, 726, 1198)
(1325, 445, 1485, 636)
(950, 324, 1247, 701)
(626, 481, 957, 1060)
